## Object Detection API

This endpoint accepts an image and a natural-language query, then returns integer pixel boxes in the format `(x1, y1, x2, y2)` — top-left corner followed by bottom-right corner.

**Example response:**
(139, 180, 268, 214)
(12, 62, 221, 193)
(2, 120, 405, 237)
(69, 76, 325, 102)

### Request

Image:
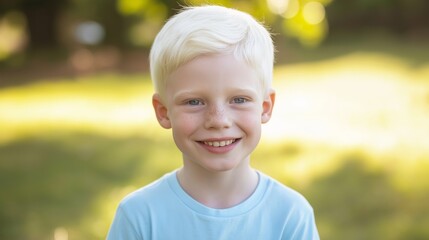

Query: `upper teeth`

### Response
(204, 139, 235, 147)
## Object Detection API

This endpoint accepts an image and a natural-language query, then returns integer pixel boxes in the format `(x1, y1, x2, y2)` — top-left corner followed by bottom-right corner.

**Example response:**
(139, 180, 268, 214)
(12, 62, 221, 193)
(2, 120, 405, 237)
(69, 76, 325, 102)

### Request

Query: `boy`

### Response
(107, 5, 319, 240)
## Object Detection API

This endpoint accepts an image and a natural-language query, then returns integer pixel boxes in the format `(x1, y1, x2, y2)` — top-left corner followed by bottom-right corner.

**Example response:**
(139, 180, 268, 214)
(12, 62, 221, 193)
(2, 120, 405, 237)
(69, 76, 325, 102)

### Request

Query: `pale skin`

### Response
(152, 53, 275, 209)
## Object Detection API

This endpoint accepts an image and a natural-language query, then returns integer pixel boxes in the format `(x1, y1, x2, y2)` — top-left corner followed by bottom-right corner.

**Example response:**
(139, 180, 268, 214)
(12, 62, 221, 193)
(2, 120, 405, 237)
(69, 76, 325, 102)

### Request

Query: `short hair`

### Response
(149, 5, 274, 99)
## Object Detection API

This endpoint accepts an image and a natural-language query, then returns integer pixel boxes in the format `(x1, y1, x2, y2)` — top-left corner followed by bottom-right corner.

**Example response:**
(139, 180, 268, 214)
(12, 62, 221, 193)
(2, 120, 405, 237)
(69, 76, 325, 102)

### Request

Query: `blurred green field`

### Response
(1, 36, 429, 239)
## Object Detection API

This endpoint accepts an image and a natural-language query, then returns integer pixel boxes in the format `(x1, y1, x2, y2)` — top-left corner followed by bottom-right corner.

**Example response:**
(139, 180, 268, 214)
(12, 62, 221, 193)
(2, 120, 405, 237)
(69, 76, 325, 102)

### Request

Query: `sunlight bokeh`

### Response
(282, 0, 300, 19)
(267, 0, 290, 15)
(268, 0, 331, 46)
(302, 1, 325, 25)
(0, 11, 27, 60)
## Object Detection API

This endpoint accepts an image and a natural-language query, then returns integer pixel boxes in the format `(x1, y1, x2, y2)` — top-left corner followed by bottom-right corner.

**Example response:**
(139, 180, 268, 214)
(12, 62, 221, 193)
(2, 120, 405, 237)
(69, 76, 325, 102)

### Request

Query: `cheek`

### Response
(171, 114, 200, 135)
(237, 113, 262, 150)
(171, 114, 201, 152)
(236, 111, 262, 131)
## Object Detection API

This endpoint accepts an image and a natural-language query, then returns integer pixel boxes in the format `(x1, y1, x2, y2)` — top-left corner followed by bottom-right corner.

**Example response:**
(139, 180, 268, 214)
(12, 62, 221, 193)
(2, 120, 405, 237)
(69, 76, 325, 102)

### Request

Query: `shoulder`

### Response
(258, 173, 319, 239)
(118, 171, 175, 213)
(107, 171, 178, 239)
(260, 172, 314, 213)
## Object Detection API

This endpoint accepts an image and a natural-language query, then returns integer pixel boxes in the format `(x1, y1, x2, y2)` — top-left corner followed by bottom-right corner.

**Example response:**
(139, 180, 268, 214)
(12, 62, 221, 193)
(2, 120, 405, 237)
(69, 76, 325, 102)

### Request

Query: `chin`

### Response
(200, 159, 245, 173)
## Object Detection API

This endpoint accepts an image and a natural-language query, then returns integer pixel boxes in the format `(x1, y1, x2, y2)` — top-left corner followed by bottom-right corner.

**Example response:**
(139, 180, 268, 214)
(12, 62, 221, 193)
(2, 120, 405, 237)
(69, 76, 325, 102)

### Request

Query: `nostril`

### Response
(204, 115, 231, 129)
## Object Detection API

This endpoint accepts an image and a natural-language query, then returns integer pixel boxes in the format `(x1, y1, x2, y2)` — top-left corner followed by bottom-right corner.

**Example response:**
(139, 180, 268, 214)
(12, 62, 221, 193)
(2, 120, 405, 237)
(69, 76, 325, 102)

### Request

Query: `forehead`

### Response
(167, 54, 260, 89)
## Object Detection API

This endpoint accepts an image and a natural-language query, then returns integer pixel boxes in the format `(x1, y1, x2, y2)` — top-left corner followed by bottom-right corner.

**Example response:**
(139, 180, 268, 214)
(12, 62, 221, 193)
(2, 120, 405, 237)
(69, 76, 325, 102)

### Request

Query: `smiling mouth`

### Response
(201, 139, 238, 147)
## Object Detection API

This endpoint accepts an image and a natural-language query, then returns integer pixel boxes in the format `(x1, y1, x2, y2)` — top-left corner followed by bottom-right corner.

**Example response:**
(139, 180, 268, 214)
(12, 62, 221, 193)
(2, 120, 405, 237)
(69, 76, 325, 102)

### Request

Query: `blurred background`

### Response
(1, 0, 429, 239)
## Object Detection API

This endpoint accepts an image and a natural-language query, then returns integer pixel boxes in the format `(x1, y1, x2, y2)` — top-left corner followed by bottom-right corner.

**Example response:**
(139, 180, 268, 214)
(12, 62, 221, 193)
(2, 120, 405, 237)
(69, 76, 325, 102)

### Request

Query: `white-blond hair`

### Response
(149, 5, 274, 99)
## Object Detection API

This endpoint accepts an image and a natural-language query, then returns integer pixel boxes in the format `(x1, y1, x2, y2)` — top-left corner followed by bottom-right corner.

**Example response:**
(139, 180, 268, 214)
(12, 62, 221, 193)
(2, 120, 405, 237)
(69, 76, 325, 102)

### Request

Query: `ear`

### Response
(261, 89, 275, 124)
(152, 93, 172, 129)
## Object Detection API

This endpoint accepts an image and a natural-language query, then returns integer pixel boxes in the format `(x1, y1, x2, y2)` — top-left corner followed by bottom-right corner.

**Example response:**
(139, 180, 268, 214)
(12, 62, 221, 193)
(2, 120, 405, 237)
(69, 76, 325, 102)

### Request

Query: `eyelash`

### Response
(184, 97, 249, 106)
(186, 99, 204, 105)
(232, 97, 248, 104)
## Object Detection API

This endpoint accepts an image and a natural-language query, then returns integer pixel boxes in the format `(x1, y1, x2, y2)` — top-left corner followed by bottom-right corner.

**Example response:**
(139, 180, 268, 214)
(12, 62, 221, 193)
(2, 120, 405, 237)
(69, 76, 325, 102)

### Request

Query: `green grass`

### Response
(1, 35, 429, 239)
(0, 132, 181, 239)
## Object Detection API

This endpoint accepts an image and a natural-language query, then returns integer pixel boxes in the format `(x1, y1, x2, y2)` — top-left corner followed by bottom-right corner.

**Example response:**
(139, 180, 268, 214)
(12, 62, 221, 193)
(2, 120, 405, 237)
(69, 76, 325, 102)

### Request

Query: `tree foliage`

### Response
(0, 0, 427, 61)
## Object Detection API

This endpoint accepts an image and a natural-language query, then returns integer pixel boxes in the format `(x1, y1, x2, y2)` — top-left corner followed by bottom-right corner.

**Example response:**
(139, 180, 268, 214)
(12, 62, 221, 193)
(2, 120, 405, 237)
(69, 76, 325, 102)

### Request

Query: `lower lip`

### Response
(198, 139, 240, 154)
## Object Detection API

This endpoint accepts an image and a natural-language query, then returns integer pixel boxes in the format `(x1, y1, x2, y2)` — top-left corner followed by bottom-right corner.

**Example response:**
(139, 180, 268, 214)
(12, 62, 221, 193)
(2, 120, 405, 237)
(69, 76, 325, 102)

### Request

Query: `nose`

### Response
(204, 104, 232, 129)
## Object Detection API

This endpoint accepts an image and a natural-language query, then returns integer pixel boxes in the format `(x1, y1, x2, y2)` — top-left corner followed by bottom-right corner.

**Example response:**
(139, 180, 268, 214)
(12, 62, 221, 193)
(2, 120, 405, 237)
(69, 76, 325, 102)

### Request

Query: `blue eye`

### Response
(187, 99, 202, 105)
(232, 97, 247, 104)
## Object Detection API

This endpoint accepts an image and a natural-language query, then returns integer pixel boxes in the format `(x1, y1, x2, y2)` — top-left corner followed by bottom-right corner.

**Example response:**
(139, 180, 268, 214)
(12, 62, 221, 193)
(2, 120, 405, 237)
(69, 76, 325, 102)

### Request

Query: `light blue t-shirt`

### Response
(107, 170, 319, 240)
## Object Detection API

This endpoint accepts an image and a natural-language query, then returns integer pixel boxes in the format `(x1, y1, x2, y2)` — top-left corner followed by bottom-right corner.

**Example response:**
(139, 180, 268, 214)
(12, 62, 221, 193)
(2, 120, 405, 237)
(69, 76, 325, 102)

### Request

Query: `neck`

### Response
(177, 166, 259, 209)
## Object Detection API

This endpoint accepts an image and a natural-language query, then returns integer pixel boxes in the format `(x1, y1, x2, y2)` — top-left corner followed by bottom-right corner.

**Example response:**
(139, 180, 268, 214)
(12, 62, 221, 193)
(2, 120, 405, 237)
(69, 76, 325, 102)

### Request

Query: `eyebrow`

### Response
(173, 90, 201, 99)
(173, 87, 260, 100)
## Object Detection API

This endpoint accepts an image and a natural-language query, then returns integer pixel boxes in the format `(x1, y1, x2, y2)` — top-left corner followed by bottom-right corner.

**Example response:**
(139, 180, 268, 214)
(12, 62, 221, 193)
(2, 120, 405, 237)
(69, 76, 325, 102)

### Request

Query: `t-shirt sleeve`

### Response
(286, 208, 320, 240)
(106, 206, 142, 240)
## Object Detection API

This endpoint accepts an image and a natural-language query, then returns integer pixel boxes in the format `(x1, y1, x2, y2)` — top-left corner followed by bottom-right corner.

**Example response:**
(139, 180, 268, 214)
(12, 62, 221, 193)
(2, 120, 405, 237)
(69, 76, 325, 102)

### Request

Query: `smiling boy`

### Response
(107, 5, 319, 240)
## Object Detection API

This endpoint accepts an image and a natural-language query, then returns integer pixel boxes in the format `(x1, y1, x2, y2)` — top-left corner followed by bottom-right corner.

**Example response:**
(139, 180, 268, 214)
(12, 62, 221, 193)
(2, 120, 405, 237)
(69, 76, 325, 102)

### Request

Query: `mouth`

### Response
(200, 139, 239, 147)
